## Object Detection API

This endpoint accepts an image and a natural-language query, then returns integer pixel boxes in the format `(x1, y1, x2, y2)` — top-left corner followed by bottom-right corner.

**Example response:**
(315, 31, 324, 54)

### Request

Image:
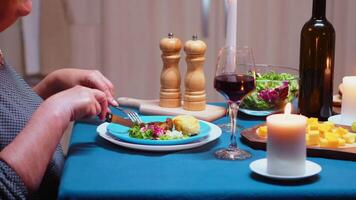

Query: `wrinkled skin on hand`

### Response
(45, 85, 110, 121)
(35, 69, 118, 108)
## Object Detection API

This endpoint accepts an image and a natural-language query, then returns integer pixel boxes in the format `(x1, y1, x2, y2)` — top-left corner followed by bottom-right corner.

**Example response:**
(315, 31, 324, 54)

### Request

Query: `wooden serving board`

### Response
(241, 124, 356, 161)
(117, 97, 226, 122)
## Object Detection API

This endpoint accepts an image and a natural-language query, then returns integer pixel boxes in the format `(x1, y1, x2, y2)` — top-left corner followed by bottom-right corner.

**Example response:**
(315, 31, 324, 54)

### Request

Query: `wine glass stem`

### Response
(228, 102, 239, 150)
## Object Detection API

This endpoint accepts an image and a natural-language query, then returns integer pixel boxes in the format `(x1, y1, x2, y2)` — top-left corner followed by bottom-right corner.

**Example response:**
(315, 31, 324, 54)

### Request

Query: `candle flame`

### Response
(284, 103, 292, 114)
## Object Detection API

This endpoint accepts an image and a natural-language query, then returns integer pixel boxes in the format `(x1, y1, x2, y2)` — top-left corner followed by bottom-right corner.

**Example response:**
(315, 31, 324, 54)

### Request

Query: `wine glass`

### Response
(214, 46, 256, 160)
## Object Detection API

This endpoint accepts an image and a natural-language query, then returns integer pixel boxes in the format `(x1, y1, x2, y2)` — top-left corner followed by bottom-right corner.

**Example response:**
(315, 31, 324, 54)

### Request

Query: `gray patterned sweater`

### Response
(0, 63, 64, 200)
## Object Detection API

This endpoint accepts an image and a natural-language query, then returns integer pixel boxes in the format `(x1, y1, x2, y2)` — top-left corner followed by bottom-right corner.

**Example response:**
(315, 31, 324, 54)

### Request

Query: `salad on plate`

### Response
(128, 115, 200, 140)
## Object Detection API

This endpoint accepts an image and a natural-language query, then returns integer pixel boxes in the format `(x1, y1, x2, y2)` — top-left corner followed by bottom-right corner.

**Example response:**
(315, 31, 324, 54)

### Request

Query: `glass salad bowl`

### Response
(239, 64, 299, 116)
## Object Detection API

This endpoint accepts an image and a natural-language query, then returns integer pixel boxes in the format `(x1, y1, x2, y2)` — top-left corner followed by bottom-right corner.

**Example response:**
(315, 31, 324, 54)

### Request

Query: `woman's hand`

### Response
(46, 85, 110, 122)
(33, 68, 118, 107)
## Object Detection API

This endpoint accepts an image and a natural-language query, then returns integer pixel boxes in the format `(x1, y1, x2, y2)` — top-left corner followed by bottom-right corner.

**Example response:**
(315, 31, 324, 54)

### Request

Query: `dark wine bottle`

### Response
(299, 0, 335, 121)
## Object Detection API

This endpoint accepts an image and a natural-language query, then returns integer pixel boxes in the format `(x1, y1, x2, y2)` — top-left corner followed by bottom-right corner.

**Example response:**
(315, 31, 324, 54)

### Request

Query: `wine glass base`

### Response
(218, 123, 244, 132)
(214, 148, 252, 160)
(218, 123, 231, 132)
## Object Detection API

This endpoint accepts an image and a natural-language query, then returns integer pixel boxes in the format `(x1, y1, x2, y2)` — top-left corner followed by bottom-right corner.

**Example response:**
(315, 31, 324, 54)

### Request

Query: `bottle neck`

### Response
(312, 0, 326, 19)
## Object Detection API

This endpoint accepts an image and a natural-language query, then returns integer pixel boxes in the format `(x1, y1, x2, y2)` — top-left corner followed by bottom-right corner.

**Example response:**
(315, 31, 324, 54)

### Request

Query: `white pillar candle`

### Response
(341, 76, 356, 124)
(225, 0, 237, 47)
(224, 0, 237, 72)
(266, 103, 307, 176)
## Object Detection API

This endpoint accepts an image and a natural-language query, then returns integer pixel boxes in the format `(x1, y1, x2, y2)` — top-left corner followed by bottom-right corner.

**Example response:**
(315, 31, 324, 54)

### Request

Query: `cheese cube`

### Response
(325, 132, 339, 148)
(318, 124, 332, 137)
(327, 139, 339, 148)
(307, 130, 320, 145)
(308, 124, 319, 131)
(319, 123, 332, 132)
(306, 134, 317, 146)
(309, 130, 319, 138)
(323, 121, 335, 129)
(307, 118, 318, 125)
(338, 138, 346, 146)
(306, 135, 318, 146)
(320, 138, 328, 148)
(325, 131, 338, 139)
(335, 127, 348, 136)
(343, 133, 356, 144)
(257, 126, 267, 138)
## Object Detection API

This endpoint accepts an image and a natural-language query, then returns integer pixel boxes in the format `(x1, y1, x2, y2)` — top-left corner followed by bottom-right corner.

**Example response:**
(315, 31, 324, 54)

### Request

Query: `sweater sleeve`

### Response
(0, 160, 28, 200)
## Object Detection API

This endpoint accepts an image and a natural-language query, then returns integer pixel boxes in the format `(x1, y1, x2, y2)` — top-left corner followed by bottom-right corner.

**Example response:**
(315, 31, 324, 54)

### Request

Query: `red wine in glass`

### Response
(214, 74, 256, 102)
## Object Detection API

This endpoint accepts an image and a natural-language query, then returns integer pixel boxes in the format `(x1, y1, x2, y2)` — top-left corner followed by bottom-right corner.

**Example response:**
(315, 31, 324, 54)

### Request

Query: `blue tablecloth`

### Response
(58, 104, 356, 200)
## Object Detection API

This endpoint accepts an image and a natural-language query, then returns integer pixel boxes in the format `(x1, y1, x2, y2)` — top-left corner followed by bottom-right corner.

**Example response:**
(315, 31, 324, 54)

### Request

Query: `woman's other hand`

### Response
(0, 85, 109, 191)
(33, 68, 118, 107)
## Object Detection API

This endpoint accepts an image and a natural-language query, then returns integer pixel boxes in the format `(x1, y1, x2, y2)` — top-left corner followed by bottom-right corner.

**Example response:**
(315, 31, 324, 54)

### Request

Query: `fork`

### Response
(114, 107, 143, 124)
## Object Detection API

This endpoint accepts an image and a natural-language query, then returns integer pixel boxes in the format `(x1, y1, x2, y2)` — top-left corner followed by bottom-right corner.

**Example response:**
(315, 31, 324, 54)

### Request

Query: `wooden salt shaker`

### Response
(159, 33, 182, 108)
(183, 34, 207, 111)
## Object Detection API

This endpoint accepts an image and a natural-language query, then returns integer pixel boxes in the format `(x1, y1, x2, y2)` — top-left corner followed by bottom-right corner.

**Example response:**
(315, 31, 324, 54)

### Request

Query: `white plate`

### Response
(328, 114, 353, 126)
(97, 122, 222, 152)
(249, 158, 322, 180)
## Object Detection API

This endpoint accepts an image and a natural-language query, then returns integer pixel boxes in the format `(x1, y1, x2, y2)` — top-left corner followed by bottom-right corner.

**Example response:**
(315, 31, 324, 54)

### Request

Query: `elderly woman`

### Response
(0, 0, 118, 199)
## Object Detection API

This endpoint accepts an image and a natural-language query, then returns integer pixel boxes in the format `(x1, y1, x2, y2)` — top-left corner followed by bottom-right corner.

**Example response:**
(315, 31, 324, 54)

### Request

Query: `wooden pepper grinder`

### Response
(183, 34, 207, 111)
(159, 33, 182, 108)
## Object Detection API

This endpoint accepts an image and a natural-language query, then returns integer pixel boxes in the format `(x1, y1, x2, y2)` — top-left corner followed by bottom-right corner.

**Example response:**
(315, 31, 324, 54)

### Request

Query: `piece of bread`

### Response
(173, 115, 200, 136)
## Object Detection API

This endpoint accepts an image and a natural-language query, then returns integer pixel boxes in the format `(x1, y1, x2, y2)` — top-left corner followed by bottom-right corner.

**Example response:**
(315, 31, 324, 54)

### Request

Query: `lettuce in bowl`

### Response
(241, 66, 298, 111)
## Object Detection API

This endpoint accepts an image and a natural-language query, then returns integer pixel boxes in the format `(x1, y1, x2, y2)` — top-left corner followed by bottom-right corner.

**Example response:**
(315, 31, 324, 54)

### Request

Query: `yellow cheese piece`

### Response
(308, 124, 319, 131)
(307, 117, 318, 125)
(306, 134, 318, 146)
(323, 121, 335, 129)
(343, 133, 356, 144)
(307, 130, 320, 146)
(319, 138, 328, 148)
(319, 124, 332, 133)
(318, 124, 332, 138)
(338, 138, 346, 146)
(309, 130, 320, 138)
(325, 131, 338, 140)
(257, 126, 268, 138)
(335, 127, 348, 136)
(327, 139, 339, 148)
(325, 132, 339, 148)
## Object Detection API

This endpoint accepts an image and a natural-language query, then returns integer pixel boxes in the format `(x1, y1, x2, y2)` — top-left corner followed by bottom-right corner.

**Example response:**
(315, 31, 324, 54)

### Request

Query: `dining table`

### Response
(58, 103, 356, 200)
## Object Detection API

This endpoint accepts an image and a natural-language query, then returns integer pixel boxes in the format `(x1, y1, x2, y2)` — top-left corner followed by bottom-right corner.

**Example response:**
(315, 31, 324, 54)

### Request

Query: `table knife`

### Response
(106, 113, 134, 127)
